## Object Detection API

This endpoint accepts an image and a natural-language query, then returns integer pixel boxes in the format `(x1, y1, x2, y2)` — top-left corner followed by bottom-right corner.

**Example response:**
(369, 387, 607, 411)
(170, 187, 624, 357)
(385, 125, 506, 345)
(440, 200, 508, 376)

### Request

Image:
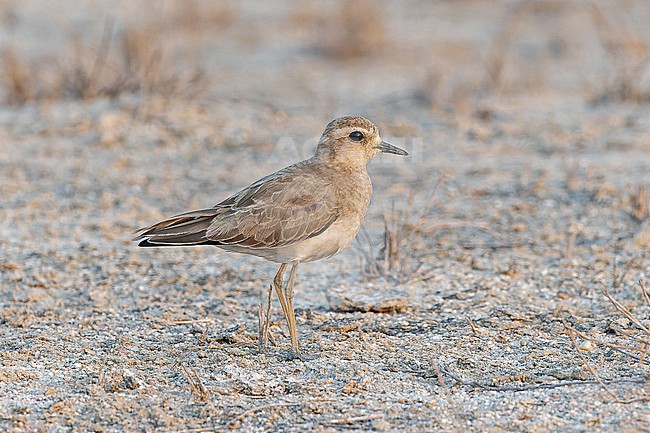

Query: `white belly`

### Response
(217, 212, 364, 264)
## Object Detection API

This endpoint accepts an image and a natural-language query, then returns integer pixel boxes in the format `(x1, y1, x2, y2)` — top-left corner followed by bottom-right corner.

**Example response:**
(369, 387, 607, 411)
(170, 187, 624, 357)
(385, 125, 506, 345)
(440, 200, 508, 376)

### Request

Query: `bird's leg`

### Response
(271, 263, 288, 314)
(283, 262, 301, 359)
(273, 263, 289, 319)
(272, 263, 294, 350)
(273, 262, 311, 360)
(257, 282, 273, 354)
(261, 264, 287, 354)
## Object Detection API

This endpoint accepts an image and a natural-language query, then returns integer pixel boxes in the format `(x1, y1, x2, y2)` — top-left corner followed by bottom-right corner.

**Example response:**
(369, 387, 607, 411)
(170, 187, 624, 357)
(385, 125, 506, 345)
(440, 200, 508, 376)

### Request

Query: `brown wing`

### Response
(133, 208, 226, 246)
(134, 161, 340, 249)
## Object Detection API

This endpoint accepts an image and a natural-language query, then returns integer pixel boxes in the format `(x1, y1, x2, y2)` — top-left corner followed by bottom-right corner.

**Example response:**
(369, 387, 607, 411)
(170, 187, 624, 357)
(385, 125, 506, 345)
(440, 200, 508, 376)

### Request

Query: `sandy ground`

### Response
(1, 1, 650, 432)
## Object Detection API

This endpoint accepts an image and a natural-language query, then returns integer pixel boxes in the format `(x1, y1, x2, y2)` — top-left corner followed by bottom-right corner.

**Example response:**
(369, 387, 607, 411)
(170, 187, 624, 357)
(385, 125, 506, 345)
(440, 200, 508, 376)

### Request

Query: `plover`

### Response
(134, 116, 408, 359)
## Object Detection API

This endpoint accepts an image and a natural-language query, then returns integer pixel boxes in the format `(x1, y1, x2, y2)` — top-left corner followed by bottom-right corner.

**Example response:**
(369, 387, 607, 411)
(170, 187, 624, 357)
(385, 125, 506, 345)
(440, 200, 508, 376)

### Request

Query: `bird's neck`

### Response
(314, 151, 369, 173)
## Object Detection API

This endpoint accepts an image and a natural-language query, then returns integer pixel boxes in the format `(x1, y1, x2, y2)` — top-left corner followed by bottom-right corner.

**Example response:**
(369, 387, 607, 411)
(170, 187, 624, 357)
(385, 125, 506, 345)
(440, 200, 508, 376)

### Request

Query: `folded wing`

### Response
(134, 163, 340, 249)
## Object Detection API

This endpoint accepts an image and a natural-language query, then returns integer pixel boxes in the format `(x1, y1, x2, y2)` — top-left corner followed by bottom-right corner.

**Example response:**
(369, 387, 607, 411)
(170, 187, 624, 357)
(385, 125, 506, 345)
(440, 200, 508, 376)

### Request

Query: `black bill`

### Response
(375, 141, 409, 156)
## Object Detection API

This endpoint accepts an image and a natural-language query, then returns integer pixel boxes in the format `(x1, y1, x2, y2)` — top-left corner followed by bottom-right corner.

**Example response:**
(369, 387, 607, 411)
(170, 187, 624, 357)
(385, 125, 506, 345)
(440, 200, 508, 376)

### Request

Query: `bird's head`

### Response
(315, 116, 408, 168)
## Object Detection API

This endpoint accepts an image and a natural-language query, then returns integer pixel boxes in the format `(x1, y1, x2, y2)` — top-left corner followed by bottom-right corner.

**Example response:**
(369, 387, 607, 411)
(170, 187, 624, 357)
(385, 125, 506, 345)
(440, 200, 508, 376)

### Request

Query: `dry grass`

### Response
(1, 45, 35, 105)
(564, 264, 650, 403)
(425, 0, 578, 117)
(487, 0, 534, 94)
(257, 284, 274, 353)
(178, 363, 210, 402)
(425, 40, 486, 117)
(356, 195, 427, 284)
(355, 180, 508, 284)
(356, 187, 447, 285)
(302, 0, 386, 60)
(564, 318, 649, 403)
(487, 0, 650, 104)
(0, 8, 221, 105)
(423, 0, 650, 118)
(62, 20, 208, 102)
(588, 3, 650, 104)
(628, 184, 649, 222)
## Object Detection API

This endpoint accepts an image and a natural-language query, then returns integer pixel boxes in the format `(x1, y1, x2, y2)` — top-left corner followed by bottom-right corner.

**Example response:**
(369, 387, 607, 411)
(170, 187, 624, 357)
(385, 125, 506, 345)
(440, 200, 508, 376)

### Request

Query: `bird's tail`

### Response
(133, 209, 221, 247)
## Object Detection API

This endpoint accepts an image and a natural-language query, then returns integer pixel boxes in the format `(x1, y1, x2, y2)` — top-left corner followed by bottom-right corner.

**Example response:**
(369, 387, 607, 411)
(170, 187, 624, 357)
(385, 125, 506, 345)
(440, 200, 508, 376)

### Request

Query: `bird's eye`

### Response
(348, 131, 364, 142)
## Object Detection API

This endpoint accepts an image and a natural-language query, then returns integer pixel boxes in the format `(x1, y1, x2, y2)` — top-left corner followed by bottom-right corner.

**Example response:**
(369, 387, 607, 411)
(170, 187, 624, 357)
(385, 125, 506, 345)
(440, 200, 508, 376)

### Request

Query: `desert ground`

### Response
(1, 1, 650, 432)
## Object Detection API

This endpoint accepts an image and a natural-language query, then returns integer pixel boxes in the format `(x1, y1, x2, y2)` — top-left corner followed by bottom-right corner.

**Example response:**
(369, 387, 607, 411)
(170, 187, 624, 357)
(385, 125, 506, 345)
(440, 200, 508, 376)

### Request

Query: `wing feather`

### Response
(134, 161, 340, 249)
(207, 164, 339, 248)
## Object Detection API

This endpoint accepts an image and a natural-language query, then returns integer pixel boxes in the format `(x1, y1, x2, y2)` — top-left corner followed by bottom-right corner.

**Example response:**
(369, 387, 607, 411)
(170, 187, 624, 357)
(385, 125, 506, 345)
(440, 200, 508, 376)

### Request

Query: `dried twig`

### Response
(434, 363, 469, 433)
(85, 17, 115, 99)
(143, 315, 213, 326)
(630, 185, 649, 221)
(437, 363, 645, 393)
(602, 277, 650, 365)
(358, 182, 451, 284)
(611, 257, 640, 290)
(354, 225, 386, 282)
(563, 319, 650, 403)
(466, 316, 480, 336)
(603, 289, 649, 335)
(565, 225, 582, 260)
(322, 413, 384, 426)
(230, 402, 300, 427)
(2, 45, 35, 104)
(640, 278, 650, 307)
(172, 319, 213, 325)
(178, 363, 210, 402)
(487, 0, 530, 92)
(565, 324, 650, 365)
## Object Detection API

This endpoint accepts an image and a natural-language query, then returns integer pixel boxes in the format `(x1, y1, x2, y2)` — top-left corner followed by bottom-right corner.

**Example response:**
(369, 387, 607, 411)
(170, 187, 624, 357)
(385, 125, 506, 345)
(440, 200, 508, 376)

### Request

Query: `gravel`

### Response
(1, 1, 650, 432)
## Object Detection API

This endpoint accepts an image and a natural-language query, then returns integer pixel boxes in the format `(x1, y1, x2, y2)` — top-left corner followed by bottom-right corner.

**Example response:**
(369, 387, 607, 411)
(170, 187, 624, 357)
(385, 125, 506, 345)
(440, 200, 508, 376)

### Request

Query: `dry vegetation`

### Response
(356, 193, 436, 285)
(356, 184, 498, 285)
(1, 1, 650, 432)
(565, 274, 650, 403)
(293, 0, 386, 60)
(3, 0, 649, 111)
(0, 1, 234, 104)
(588, 3, 650, 104)
(425, 0, 650, 117)
(61, 20, 207, 101)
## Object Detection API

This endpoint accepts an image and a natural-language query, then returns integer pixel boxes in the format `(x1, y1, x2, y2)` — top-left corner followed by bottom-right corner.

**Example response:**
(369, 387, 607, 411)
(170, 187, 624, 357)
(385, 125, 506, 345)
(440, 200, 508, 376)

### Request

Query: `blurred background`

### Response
(2, 0, 650, 117)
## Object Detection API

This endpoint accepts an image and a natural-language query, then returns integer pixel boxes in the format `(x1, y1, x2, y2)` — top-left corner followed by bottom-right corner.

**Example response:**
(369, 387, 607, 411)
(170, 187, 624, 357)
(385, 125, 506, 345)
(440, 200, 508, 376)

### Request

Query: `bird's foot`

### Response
(284, 348, 319, 362)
